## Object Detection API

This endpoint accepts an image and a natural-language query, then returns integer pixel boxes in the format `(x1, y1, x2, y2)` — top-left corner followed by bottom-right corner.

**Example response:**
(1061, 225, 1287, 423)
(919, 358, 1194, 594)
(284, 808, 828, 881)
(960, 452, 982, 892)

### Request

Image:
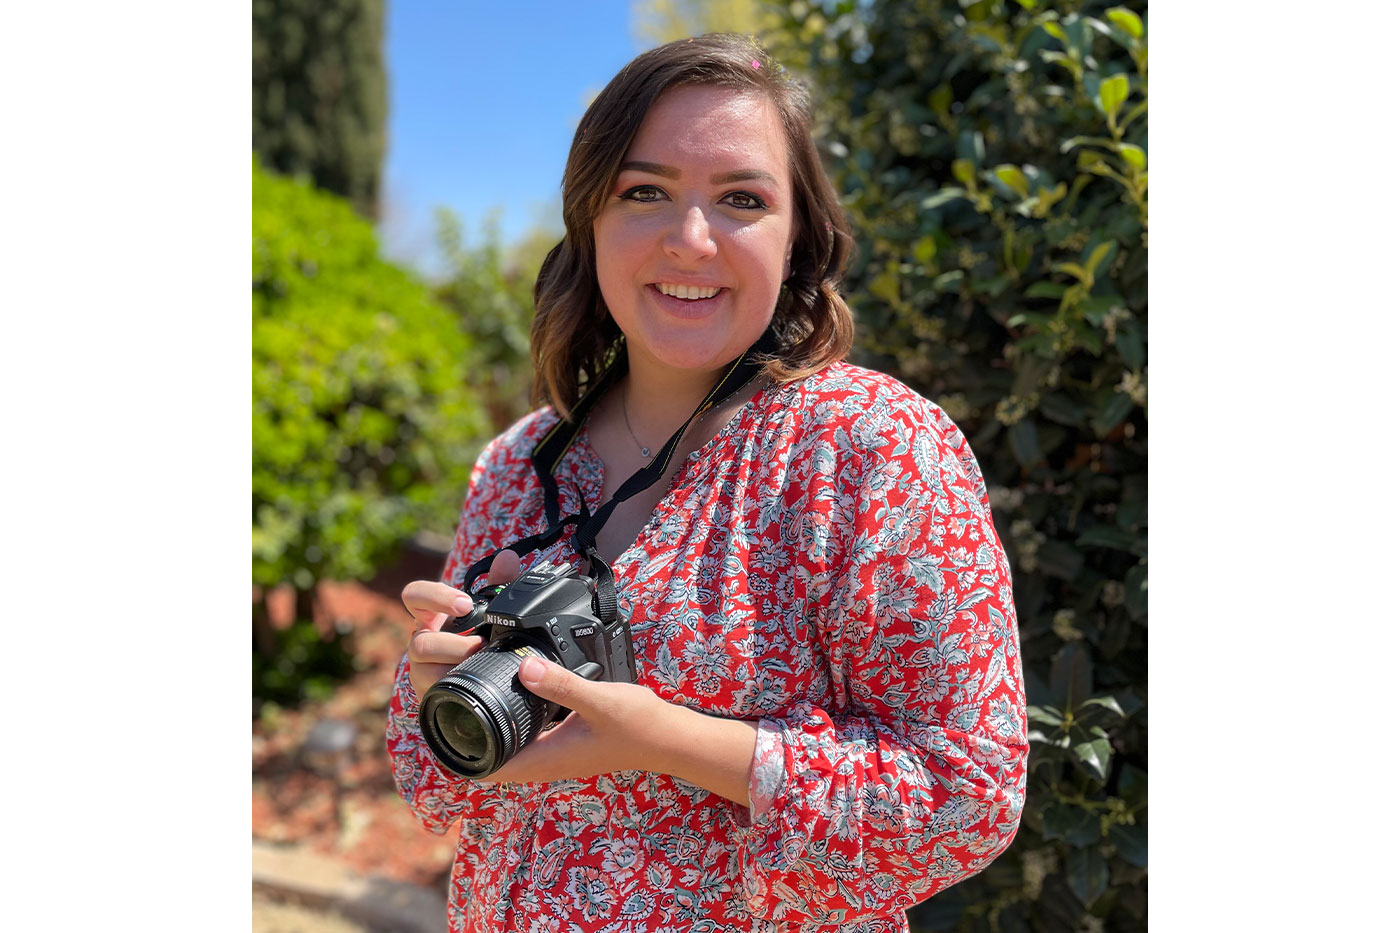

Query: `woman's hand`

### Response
(401, 549, 521, 700)
(482, 656, 678, 784)
(404, 550, 760, 804)
(484, 656, 760, 807)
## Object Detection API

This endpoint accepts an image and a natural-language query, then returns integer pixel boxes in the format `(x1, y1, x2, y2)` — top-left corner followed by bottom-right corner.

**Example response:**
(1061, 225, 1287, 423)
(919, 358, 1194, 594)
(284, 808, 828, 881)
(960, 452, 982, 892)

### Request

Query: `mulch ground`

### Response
(253, 550, 458, 890)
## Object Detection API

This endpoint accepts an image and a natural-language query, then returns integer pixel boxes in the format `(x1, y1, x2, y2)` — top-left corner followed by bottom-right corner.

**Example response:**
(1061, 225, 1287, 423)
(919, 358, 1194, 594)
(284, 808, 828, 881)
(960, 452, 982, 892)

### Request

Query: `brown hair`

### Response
(530, 33, 854, 417)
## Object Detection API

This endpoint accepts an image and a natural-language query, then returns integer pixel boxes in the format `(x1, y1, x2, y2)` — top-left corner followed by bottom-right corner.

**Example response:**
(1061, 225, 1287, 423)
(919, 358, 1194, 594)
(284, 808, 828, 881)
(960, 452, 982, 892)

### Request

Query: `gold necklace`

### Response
(620, 392, 652, 459)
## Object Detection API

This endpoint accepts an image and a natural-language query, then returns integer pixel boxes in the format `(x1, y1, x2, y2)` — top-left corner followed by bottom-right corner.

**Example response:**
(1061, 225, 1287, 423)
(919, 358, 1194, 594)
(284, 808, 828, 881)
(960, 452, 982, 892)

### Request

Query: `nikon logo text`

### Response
(487, 614, 518, 627)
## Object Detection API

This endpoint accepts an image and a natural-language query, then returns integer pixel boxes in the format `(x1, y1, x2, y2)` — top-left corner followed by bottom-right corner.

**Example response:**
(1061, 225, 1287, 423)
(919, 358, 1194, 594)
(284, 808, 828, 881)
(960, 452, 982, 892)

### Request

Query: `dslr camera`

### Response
(418, 560, 638, 778)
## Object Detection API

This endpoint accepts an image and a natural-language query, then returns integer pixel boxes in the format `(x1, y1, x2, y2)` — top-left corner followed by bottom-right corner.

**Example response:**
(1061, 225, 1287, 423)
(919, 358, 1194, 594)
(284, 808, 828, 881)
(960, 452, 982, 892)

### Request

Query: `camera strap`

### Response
(454, 329, 776, 624)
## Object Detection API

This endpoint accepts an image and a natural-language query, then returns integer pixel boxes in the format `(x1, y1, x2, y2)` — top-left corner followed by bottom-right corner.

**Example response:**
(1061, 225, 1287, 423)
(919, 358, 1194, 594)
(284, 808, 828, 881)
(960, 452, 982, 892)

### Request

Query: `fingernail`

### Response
(451, 596, 473, 615)
(519, 657, 544, 683)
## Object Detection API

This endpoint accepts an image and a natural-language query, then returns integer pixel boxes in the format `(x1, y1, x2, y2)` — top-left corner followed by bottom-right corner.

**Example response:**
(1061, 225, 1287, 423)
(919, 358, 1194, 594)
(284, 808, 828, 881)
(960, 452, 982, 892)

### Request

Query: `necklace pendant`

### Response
(640, 446, 651, 458)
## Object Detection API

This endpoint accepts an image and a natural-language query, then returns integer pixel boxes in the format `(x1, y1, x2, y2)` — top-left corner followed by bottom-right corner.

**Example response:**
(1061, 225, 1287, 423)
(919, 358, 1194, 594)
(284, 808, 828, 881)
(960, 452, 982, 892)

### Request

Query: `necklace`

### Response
(619, 391, 653, 459)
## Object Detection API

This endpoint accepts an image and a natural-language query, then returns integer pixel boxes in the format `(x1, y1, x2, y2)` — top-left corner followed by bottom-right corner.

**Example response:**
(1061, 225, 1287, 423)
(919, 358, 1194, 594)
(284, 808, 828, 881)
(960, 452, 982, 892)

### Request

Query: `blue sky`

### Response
(378, 1, 646, 277)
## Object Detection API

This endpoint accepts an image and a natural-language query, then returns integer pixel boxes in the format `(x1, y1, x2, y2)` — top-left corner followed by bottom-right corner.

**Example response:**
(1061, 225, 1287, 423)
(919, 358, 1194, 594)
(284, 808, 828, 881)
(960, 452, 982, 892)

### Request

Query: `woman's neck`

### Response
(616, 354, 727, 446)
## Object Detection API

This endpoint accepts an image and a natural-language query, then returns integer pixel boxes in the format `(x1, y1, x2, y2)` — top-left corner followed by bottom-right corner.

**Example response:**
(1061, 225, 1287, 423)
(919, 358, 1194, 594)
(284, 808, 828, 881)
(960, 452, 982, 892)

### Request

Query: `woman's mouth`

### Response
(651, 283, 723, 301)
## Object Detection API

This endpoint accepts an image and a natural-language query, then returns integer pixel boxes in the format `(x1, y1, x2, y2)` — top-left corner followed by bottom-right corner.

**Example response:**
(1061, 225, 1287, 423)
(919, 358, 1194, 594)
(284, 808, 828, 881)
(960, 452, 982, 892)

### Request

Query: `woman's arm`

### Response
(482, 656, 760, 803)
(722, 385, 1028, 925)
(384, 432, 530, 833)
(386, 653, 503, 834)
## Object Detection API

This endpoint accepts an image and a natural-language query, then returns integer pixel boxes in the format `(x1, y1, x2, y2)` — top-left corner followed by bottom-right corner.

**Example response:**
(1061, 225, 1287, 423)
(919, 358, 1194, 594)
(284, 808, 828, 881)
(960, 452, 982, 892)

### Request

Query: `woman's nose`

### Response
(664, 205, 717, 262)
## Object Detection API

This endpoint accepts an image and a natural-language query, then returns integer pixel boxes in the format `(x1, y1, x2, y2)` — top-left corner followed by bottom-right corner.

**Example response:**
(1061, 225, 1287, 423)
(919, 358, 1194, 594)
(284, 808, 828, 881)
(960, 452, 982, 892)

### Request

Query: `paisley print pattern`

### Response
(386, 362, 1027, 932)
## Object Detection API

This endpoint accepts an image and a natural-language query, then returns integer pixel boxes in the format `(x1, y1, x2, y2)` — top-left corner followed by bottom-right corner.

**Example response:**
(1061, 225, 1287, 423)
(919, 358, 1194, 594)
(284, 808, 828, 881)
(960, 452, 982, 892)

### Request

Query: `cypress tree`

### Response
(252, 0, 387, 218)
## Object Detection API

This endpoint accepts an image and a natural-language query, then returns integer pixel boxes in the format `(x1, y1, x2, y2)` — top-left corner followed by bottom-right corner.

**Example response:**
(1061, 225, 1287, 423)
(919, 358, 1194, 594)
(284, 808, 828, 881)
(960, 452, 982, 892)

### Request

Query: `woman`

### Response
(388, 34, 1027, 933)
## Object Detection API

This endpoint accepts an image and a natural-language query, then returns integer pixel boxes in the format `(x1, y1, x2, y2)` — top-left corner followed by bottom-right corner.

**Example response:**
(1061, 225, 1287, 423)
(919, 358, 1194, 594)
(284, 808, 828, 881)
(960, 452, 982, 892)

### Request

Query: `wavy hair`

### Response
(530, 33, 854, 417)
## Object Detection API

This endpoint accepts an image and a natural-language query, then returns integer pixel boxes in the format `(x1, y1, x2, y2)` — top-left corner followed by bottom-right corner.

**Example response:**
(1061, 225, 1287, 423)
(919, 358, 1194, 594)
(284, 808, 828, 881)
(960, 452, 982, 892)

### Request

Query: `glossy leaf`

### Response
(1075, 524, 1137, 550)
(1065, 848, 1110, 905)
(1007, 311, 1053, 329)
(1083, 71, 1103, 111)
(1050, 642, 1093, 710)
(995, 164, 1031, 198)
(1072, 734, 1112, 780)
(1108, 823, 1148, 867)
(1085, 241, 1115, 279)
(1118, 763, 1148, 808)
(1037, 540, 1085, 581)
(1125, 562, 1148, 618)
(1099, 74, 1130, 122)
(921, 187, 970, 210)
(1027, 704, 1067, 727)
(1042, 803, 1101, 846)
(1106, 7, 1144, 39)
(1076, 695, 1126, 722)
(1076, 148, 1109, 170)
(1053, 261, 1090, 284)
(1091, 391, 1135, 437)
(1060, 135, 1117, 154)
(953, 158, 977, 186)
(1039, 393, 1088, 427)
(927, 84, 953, 118)
(956, 130, 987, 166)
(1118, 142, 1146, 169)
(913, 235, 937, 264)
(1009, 419, 1042, 468)
(1116, 318, 1146, 371)
(1026, 281, 1067, 299)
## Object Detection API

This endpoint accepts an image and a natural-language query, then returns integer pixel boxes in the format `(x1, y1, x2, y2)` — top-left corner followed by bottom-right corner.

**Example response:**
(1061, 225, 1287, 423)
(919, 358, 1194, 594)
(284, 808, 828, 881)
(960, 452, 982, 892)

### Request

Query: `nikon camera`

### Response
(418, 560, 638, 778)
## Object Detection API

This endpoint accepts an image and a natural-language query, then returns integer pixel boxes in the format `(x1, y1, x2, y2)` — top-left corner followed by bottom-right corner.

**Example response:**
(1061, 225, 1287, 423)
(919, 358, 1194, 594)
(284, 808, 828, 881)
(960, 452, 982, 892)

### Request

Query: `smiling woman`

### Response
(385, 33, 1027, 933)
(531, 35, 855, 423)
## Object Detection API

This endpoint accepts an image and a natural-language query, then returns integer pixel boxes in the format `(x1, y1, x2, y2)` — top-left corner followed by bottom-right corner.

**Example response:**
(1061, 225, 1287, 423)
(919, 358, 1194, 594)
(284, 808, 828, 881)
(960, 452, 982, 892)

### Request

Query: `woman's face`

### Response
(592, 85, 797, 384)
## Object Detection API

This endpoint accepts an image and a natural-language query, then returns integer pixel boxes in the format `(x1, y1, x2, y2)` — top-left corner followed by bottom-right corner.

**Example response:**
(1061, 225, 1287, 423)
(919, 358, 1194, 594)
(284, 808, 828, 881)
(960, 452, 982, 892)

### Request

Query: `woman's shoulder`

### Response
(775, 360, 989, 500)
(781, 360, 964, 446)
(471, 405, 566, 480)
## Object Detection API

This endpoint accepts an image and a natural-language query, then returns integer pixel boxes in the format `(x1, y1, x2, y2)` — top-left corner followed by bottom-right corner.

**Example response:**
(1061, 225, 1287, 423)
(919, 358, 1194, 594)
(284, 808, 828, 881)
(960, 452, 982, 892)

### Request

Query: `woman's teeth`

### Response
(656, 283, 720, 300)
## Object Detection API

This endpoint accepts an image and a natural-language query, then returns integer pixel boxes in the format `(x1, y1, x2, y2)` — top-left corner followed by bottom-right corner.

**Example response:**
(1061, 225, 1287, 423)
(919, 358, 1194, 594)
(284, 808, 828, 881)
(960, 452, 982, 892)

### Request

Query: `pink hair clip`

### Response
(751, 59, 761, 69)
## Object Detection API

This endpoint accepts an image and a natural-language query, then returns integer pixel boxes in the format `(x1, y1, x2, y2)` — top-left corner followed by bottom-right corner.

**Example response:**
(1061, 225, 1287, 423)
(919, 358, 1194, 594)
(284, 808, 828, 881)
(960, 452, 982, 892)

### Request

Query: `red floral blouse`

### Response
(386, 362, 1028, 932)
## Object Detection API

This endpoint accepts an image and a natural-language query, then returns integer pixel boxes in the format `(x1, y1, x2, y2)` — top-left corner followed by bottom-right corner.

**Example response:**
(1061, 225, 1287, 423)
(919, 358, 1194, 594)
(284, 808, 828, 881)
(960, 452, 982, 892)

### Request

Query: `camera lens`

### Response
(418, 641, 555, 778)
(431, 703, 490, 765)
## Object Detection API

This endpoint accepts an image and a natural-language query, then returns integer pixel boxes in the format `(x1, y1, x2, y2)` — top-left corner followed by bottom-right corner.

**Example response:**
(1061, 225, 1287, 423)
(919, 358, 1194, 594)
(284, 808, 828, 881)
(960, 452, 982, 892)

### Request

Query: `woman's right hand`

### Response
(401, 549, 522, 700)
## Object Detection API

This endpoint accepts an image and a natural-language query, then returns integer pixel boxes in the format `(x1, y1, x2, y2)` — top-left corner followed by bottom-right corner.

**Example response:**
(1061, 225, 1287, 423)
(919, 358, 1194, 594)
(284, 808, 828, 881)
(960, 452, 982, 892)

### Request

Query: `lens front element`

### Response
(432, 701, 491, 765)
(418, 641, 555, 778)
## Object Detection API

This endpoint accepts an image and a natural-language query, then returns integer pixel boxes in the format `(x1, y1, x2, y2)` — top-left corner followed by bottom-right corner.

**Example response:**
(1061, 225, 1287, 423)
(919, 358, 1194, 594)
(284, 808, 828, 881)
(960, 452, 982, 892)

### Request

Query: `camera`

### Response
(417, 560, 638, 778)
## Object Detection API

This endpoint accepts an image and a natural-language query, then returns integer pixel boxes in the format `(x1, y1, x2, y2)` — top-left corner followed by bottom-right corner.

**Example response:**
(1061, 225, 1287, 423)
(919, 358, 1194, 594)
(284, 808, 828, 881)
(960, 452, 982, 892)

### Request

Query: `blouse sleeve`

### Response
(384, 437, 511, 835)
(730, 392, 1028, 925)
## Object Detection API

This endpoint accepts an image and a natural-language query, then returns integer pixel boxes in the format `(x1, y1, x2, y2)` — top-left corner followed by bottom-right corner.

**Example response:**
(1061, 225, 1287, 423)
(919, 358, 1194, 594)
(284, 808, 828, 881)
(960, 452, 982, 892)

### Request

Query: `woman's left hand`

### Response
(480, 656, 679, 784)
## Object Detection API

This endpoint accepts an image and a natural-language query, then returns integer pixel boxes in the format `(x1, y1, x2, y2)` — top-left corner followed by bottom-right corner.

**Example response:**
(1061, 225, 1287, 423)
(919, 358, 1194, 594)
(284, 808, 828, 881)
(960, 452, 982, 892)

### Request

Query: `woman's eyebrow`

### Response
(710, 169, 778, 185)
(620, 160, 680, 178)
(619, 161, 778, 187)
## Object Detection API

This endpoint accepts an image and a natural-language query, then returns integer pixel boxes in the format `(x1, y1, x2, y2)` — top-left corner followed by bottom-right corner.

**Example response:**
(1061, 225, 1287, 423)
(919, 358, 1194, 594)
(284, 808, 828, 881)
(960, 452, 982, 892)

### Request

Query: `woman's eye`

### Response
(723, 191, 767, 210)
(621, 185, 665, 203)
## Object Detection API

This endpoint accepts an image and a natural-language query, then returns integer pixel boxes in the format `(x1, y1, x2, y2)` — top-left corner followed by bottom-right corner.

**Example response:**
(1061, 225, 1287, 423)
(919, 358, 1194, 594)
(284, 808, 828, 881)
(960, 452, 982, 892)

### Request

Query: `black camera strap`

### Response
(455, 329, 776, 624)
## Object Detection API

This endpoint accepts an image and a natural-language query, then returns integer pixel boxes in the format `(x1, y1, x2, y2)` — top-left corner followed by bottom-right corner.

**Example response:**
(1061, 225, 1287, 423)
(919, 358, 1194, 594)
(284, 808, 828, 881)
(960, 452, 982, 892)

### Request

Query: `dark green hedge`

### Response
(253, 0, 387, 218)
(770, 1, 1148, 929)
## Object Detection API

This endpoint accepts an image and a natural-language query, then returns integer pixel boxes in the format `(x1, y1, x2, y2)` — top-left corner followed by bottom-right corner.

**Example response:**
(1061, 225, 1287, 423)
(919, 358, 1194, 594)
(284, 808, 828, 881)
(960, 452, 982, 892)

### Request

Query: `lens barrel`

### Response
(418, 641, 556, 778)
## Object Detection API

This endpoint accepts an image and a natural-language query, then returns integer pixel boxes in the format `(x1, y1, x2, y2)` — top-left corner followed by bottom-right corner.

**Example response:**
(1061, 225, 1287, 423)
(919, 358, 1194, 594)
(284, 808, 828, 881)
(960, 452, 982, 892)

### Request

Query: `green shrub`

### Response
(771, 2, 1148, 929)
(433, 209, 556, 432)
(252, 157, 487, 706)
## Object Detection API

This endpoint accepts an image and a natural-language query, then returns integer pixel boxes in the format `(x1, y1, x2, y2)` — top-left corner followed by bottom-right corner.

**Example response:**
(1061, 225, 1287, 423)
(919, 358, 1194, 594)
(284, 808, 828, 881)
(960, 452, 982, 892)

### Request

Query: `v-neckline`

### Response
(571, 375, 778, 570)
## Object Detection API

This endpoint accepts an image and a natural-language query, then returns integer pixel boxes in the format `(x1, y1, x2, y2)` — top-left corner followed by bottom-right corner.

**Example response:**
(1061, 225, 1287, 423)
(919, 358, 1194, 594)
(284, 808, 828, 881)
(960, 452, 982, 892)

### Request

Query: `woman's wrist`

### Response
(644, 698, 760, 808)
